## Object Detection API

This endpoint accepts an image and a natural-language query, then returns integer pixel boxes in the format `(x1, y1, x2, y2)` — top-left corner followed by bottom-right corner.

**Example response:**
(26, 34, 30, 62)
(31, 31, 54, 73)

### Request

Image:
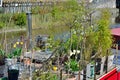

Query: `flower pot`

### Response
(8, 69, 19, 80)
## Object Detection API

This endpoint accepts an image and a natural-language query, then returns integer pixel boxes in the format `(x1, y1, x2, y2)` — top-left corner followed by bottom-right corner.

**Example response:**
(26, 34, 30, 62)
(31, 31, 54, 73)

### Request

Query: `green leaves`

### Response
(93, 9, 112, 56)
(7, 48, 22, 58)
(13, 13, 26, 27)
(13, 48, 22, 57)
(65, 59, 79, 72)
(0, 49, 5, 56)
(33, 71, 58, 80)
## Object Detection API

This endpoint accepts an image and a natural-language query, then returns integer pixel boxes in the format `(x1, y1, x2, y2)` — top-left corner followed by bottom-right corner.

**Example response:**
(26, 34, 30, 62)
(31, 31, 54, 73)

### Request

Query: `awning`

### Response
(111, 28, 120, 36)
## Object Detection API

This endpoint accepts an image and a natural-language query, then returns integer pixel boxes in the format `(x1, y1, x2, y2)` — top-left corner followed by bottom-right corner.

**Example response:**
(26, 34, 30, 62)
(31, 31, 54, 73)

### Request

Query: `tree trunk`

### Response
(60, 69, 62, 80)
(105, 56, 108, 73)
(83, 66, 86, 80)
(78, 71, 81, 80)
(78, 61, 81, 80)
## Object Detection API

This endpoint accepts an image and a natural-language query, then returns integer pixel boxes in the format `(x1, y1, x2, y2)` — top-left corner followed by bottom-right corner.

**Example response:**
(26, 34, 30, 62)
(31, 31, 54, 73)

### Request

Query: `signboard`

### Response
(0, 0, 2, 7)
(112, 49, 120, 65)
(98, 68, 120, 80)
(113, 55, 120, 65)
(116, 0, 120, 8)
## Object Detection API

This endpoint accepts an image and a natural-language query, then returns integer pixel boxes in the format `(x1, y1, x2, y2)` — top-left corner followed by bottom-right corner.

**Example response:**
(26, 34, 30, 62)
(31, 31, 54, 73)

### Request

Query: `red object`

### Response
(111, 28, 120, 36)
(111, 28, 120, 49)
(98, 68, 120, 80)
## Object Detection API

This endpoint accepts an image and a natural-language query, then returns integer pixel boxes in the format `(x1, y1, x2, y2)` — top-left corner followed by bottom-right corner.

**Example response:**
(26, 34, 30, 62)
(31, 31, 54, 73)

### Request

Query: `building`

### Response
(1, 0, 93, 13)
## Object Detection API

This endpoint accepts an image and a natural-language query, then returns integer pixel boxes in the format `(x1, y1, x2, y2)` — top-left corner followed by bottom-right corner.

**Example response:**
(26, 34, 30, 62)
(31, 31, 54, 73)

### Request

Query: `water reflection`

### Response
(0, 26, 69, 47)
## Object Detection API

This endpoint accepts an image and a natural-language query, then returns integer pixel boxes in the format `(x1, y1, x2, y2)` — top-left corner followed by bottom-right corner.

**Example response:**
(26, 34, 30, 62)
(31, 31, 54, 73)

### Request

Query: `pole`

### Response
(26, 12, 32, 80)
(60, 69, 62, 80)
(26, 12, 32, 50)
(78, 61, 81, 80)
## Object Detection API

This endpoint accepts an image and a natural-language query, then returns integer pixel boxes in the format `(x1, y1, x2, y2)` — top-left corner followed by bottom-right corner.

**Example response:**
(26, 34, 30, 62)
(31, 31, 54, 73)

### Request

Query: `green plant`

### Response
(33, 71, 58, 80)
(13, 13, 26, 27)
(65, 59, 79, 72)
(0, 22, 5, 29)
(31, 6, 41, 14)
(0, 49, 5, 56)
(0, 14, 11, 23)
(0, 49, 5, 65)
(7, 48, 22, 58)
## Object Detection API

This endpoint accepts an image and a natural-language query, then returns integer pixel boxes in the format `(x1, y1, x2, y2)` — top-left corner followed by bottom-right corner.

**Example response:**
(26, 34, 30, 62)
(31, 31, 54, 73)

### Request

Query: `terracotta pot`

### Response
(24, 58, 31, 65)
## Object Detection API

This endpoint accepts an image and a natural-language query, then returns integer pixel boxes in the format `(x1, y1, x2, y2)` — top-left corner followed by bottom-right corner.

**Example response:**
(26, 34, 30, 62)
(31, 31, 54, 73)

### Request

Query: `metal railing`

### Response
(90, 0, 116, 8)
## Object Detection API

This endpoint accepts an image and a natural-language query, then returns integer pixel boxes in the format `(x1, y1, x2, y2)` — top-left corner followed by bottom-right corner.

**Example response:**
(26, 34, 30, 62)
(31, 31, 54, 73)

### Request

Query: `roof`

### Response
(111, 28, 120, 36)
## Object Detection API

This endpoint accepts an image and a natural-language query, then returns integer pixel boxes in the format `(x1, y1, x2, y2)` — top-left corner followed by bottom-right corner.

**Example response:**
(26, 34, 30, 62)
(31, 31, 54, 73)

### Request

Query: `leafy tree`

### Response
(91, 9, 112, 79)
(92, 9, 112, 58)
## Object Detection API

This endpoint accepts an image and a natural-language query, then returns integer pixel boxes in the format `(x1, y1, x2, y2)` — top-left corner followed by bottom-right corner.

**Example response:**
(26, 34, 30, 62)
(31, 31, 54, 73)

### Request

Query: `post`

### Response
(78, 61, 81, 80)
(26, 12, 32, 80)
(26, 12, 32, 50)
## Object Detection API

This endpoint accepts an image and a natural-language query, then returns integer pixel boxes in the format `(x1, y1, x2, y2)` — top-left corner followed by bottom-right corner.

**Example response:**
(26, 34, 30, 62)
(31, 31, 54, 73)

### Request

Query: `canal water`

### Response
(0, 26, 70, 50)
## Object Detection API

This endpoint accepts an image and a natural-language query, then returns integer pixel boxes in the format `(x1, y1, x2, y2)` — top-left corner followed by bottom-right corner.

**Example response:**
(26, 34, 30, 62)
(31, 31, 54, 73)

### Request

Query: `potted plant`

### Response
(65, 59, 79, 79)
(6, 48, 22, 80)
(6, 48, 22, 65)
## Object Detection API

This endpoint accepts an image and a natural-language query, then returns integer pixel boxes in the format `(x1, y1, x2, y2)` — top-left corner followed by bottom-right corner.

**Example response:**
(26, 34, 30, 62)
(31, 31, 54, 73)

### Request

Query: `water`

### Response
(0, 26, 70, 50)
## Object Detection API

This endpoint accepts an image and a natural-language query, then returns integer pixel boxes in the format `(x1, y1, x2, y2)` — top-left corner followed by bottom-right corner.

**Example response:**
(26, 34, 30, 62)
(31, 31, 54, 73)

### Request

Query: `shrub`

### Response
(31, 6, 41, 14)
(65, 59, 79, 72)
(13, 13, 26, 27)
(0, 14, 11, 23)
(0, 22, 5, 29)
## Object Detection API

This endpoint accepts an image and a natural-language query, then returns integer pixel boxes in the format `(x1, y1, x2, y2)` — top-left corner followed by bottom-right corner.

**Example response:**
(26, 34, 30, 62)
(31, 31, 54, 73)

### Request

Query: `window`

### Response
(116, 0, 120, 8)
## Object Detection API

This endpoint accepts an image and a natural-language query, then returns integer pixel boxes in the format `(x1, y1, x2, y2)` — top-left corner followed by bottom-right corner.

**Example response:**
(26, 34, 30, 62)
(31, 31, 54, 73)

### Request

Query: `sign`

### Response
(113, 55, 120, 65)
(98, 68, 120, 80)
(112, 49, 120, 65)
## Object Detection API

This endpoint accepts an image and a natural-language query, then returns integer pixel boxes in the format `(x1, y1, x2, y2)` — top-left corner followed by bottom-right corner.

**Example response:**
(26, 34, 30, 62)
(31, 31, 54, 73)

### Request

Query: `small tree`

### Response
(92, 9, 112, 79)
